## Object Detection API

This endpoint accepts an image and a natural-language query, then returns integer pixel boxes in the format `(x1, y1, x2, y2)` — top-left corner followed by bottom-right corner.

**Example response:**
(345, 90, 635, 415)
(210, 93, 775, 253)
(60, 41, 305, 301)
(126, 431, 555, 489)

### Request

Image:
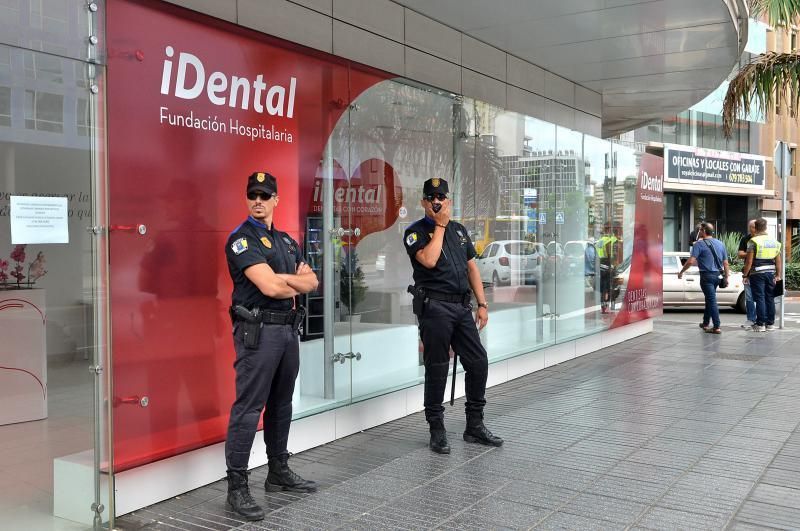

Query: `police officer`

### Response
(742, 217, 783, 332)
(597, 226, 621, 313)
(404, 178, 503, 454)
(224, 171, 319, 520)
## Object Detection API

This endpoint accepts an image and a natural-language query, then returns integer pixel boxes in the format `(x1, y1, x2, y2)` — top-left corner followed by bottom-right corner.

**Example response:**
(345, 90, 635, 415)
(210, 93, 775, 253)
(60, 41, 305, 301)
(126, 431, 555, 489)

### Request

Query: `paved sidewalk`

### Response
(117, 321, 800, 530)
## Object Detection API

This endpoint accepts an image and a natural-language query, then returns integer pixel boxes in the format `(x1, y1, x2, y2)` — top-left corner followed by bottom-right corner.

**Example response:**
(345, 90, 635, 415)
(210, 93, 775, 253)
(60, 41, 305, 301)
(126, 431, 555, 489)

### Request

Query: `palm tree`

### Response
(722, 0, 800, 137)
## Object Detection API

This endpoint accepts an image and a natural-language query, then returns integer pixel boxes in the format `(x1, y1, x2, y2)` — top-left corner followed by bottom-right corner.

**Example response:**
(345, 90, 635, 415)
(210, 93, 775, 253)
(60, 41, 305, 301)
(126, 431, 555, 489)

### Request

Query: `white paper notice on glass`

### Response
(10, 196, 69, 244)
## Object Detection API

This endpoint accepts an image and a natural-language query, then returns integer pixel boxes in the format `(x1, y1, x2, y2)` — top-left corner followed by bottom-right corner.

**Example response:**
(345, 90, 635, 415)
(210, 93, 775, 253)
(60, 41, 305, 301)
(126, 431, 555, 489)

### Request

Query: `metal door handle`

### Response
(109, 224, 147, 235)
(114, 395, 149, 407)
(344, 351, 362, 361)
(330, 227, 361, 238)
(332, 352, 361, 364)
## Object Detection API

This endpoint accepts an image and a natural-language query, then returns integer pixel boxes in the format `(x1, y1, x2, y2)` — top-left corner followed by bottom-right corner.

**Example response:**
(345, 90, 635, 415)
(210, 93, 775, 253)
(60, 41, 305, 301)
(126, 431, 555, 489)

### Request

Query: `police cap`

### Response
(246, 172, 278, 196)
(422, 177, 448, 197)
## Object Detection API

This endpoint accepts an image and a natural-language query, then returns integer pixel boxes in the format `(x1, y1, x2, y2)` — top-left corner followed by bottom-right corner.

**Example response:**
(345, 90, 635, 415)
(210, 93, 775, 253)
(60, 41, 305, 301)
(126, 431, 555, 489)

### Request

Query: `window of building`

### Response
(24, 90, 63, 133)
(23, 51, 63, 83)
(0, 87, 10, 127)
(77, 97, 89, 136)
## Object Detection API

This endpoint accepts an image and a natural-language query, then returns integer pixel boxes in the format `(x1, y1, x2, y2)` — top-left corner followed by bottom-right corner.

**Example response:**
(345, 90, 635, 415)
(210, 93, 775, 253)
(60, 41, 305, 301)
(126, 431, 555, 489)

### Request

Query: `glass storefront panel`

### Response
(468, 100, 556, 361)
(345, 79, 456, 401)
(0, 43, 107, 528)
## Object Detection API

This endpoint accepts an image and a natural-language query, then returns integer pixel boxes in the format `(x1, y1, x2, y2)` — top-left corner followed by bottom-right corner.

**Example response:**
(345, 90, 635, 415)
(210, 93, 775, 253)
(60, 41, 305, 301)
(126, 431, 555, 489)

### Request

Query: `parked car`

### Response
(661, 252, 745, 311)
(475, 240, 545, 286)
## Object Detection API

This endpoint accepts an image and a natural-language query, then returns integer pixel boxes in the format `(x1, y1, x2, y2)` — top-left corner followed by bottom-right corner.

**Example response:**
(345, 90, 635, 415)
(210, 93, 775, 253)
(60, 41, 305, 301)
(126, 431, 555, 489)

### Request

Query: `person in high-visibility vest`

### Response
(597, 226, 621, 313)
(742, 217, 783, 332)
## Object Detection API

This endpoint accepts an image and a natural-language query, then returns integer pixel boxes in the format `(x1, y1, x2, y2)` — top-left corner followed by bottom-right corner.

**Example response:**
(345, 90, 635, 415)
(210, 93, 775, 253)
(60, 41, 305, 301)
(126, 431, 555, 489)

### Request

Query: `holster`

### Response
(230, 305, 263, 348)
(292, 306, 306, 335)
(408, 285, 427, 317)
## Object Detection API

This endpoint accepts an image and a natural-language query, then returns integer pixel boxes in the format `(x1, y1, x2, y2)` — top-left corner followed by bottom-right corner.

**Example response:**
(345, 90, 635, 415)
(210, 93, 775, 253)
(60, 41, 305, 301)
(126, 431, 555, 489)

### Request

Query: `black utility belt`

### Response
(230, 306, 302, 325)
(408, 286, 470, 304)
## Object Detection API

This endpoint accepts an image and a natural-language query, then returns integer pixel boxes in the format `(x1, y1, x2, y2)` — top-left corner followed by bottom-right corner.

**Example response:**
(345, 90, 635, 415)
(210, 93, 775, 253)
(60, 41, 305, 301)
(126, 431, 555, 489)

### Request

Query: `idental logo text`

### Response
(160, 46, 297, 118)
(640, 171, 663, 192)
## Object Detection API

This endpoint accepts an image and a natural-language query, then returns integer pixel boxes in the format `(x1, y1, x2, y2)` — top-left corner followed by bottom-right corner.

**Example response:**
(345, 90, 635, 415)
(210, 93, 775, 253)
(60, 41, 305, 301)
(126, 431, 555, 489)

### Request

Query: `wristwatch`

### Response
(477, 302, 489, 309)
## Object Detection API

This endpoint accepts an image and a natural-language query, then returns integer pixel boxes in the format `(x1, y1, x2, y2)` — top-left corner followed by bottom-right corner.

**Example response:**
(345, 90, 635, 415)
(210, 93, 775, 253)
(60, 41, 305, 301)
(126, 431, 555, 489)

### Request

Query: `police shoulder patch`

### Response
(405, 232, 418, 247)
(231, 237, 249, 255)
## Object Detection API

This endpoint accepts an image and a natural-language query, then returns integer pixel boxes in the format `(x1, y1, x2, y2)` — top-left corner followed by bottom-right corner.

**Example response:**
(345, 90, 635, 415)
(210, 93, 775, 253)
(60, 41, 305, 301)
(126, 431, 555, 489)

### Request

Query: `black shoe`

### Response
(429, 429, 451, 454)
(463, 424, 504, 447)
(225, 470, 265, 521)
(266, 453, 318, 493)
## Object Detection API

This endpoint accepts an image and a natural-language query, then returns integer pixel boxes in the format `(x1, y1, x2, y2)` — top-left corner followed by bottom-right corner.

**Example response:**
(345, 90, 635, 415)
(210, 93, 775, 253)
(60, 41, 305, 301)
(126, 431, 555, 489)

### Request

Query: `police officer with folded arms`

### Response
(224, 171, 319, 520)
(404, 178, 503, 454)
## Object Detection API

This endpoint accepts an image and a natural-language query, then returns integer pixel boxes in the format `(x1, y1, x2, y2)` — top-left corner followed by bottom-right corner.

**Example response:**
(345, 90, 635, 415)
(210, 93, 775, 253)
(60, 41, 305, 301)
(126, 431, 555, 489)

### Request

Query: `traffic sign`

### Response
(774, 141, 791, 178)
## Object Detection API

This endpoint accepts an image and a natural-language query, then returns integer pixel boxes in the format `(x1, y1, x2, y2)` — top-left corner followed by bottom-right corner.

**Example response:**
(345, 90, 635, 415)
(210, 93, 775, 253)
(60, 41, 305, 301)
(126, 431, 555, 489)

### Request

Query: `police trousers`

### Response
(418, 299, 488, 425)
(225, 322, 299, 471)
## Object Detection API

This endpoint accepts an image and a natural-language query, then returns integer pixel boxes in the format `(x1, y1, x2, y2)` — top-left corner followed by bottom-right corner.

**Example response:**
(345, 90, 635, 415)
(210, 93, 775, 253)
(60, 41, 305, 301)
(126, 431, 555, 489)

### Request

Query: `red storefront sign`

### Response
(107, 0, 389, 470)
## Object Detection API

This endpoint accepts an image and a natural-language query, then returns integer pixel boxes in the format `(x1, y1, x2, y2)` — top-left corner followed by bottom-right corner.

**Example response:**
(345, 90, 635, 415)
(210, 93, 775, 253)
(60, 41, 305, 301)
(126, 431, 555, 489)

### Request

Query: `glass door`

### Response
(0, 43, 110, 528)
(346, 78, 456, 401)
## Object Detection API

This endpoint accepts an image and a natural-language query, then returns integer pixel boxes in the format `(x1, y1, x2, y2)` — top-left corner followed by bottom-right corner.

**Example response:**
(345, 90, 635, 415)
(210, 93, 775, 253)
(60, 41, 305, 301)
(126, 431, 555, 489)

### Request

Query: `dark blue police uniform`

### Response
(222, 171, 316, 523)
(404, 216, 488, 425)
(224, 215, 303, 470)
(404, 178, 502, 453)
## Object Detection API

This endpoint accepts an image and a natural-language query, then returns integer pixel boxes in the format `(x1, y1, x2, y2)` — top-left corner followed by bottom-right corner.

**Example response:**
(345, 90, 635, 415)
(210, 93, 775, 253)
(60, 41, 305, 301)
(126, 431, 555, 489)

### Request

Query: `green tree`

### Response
(723, 0, 800, 136)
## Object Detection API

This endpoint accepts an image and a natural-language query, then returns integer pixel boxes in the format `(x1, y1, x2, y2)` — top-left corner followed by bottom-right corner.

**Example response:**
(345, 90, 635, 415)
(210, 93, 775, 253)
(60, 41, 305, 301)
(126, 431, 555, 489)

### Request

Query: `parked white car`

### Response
(662, 252, 745, 311)
(475, 240, 545, 286)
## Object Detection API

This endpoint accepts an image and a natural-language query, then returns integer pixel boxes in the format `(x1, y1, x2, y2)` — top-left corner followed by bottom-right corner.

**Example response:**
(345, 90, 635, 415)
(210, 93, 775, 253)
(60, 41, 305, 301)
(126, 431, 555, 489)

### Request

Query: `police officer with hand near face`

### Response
(223, 171, 319, 521)
(404, 178, 503, 454)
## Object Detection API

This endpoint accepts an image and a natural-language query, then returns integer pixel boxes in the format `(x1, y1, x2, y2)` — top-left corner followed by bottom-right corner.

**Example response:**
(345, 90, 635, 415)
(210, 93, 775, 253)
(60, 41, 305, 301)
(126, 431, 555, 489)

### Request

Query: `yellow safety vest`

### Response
(750, 234, 781, 261)
(596, 235, 617, 259)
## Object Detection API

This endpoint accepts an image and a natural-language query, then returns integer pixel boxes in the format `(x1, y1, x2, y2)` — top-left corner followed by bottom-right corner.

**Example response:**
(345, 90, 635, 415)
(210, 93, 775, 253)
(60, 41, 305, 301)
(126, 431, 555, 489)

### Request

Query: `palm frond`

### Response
(722, 51, 800, 137)
(749, 0, 800, 29)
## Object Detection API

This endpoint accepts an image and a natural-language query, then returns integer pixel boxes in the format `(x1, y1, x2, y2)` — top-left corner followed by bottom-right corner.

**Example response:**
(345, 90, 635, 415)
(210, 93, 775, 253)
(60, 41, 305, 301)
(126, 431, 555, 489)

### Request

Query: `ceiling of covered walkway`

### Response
(395, 0, 748, 137)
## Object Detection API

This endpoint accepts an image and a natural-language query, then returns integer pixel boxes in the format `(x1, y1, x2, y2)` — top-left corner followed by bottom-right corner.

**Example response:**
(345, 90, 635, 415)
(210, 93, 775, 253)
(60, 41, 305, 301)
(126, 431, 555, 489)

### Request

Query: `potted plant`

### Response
(340, 248, 367, 319)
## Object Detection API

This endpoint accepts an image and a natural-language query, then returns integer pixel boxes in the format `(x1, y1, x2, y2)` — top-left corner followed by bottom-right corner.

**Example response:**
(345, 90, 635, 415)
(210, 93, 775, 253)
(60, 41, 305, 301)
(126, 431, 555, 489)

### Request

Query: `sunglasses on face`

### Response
(425, 193, 447, 202)
(247, 191, 274, 201)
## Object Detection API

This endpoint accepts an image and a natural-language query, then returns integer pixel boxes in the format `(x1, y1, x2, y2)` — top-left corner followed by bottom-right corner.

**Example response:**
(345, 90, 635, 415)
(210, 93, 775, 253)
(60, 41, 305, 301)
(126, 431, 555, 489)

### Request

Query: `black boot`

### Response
(463, 414, 503, 447)
(266, 453, 318, 493)
(429, 421, 451, 454)
(225, 470, 265, 521)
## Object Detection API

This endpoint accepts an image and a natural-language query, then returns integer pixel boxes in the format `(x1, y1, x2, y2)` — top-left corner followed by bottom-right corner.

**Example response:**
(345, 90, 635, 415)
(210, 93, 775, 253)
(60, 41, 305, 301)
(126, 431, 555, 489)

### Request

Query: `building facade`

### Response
(0, 0, 746, 528)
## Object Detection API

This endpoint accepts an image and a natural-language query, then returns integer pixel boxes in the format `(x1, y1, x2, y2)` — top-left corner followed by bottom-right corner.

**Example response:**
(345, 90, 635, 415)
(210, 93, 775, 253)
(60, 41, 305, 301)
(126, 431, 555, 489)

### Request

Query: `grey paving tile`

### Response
(636, 506, 730, 530)
(604, 461, 684, 484)
(463, 497, 548, 528)
(585, 475, 669, 505)
(749, 483, 800, 509)
(626, 448, 700, 470)
(658, 473, 753, 517)
(735, 500, 800, 529)
(761, 466, 800, 490)
(536, 511, 627, 530)
(559, 493, 647, 525)
(495, 481, 577, 509)
(329, 473, 419, 500)
(690, 457, 766, 482)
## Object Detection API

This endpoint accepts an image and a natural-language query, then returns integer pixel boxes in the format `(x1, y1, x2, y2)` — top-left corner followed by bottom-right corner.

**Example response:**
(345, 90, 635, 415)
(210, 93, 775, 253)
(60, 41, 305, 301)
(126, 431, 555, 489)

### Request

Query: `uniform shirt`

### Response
(404, 217, 476, 294)
(226, 216, 303, 310)
(690, 237, 727, 273)
(737, 234, 752, 255)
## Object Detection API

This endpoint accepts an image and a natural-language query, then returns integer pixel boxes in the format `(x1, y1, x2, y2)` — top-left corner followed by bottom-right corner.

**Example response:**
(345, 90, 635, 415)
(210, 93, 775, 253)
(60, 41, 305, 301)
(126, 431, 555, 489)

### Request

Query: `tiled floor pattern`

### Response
(116, 321, 800, 530)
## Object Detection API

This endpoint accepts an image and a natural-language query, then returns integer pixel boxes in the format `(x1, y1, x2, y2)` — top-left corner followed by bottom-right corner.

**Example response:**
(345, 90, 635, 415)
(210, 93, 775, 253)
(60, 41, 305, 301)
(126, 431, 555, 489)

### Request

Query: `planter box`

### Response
(0, 288, 47, 425)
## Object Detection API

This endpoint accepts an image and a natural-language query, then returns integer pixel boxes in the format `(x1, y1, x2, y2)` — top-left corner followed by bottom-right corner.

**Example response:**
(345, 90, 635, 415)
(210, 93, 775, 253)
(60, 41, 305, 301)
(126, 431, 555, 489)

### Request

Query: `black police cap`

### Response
(247, 172, 278, 196)
(423, 178, 448, 196)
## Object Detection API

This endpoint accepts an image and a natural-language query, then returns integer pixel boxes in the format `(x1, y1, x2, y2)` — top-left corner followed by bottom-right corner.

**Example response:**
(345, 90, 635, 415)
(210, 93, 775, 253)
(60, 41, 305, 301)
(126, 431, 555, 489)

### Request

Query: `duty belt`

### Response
(230, 306, 302, 325)
(420, 288, 471, 305)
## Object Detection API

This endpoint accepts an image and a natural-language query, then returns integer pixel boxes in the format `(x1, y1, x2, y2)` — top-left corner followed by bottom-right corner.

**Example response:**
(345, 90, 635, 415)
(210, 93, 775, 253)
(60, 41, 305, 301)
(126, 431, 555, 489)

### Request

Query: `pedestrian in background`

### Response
(743, 217, 782, 332)
(737, 219, 757, 328)
(678, 222, 729, 334)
